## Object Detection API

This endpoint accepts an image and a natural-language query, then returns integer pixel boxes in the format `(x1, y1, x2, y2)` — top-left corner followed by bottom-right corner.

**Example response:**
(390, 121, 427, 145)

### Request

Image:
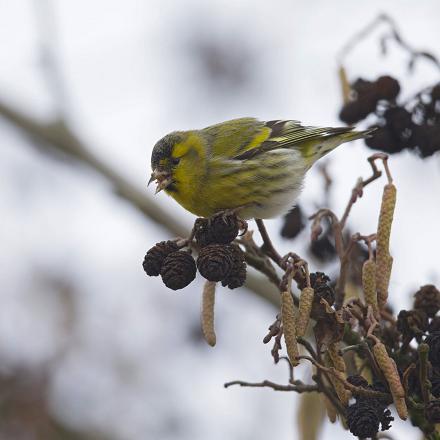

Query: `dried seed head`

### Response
(280, 291, 299, 367)
(362, 259, 378, 315)
(201, 281, 216, 346)
(160, 251, 197, 290)
(372, 342, 407, 420)
(143, 240, 179, 276)
(221, 244, 246, 289)
(296, 286, 314, 337)
(197, 244, 233, 282)
(414, 284, 440, 318)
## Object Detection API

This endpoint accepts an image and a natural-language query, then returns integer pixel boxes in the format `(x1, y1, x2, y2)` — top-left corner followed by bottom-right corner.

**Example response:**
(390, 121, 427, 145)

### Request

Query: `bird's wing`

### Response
(204, 117, 269, 158)
(231, 120, 355, 160)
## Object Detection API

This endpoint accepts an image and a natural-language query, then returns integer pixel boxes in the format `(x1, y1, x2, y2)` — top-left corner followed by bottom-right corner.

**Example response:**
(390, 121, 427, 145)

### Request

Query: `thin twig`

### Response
(337, 13, 440, 72)
(299, 355, 391, 401)
(224, 380, 318, 393)
(255, 219, 283, 266)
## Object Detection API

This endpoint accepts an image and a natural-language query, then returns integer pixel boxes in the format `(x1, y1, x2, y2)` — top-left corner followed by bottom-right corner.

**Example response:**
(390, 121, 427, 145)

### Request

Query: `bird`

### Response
(149, 117, 373, 220)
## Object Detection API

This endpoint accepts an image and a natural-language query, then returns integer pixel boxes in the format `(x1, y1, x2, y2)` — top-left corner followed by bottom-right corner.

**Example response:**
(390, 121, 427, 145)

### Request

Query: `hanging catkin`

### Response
(376, 183, 396, 309)
(362, 259, 378, 316)
(281, 290, 299, 366)
(201, 281, 216, 346)
(372, 341, 408, 420)
(296, 286, 314, 337)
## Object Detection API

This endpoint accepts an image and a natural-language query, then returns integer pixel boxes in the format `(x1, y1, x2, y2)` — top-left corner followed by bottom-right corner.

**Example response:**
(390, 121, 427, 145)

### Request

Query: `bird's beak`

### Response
(148, 169, 172, 194)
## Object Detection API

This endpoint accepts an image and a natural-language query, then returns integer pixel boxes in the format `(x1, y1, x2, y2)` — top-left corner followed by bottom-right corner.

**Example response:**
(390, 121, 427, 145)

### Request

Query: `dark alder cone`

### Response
(197, 244, 233, 282)
(375, 76, 401, 101)
(425, 400, 440, 424)
(347, 375, 369, 388)
(429, 317, 440, 334)
(143, 240, 179, 276)
(160, 251, 196, 290)
(209, 213, 240, 244)
(194, 214, 239, 246)
(413, 124, 440, 158)
(365, 126, 404, 154)
(339, 98, 378, 125)
(397, 309, 429, 340)
(414, 284, 440, 318)
(194, 218, 212, 247)
(384, 107, 416, 148)
(346, 400, 381, 438)
(298, 272, 335, 318)
(431, 370, 440, 398)
(280, 205, 304, 239)
(310, 272, 335, 305)
(221, 244, 246, 289)
(309, 229, 337, 262)
(431, 83, 440, 101)
(425, 332, 440, 367)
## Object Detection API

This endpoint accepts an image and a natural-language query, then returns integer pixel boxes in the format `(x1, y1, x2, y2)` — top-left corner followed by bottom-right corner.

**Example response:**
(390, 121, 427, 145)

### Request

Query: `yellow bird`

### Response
(149, 118, 372, 219)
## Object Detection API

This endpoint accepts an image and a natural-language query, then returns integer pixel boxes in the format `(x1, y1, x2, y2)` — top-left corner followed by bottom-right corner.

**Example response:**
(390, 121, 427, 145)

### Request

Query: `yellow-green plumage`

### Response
(150, 118, 372, 219)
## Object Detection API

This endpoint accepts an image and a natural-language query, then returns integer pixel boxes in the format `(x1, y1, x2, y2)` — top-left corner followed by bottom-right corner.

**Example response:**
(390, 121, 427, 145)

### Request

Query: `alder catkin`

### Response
(325, 353, 350, 406)
(201, 281, 216, 346)
(376, 183, 397, 252)
(376, 183, 396, 309)
(372, 341, 408, 420)
(328, 342, 346, 373)
(377, 254, 393, 309)
(323, 395, 337, 423)
(281, 290, 299, 366)
(296, 286, 314, 337)
(329, 369, 350, 407)
(362, 259, 378, 315)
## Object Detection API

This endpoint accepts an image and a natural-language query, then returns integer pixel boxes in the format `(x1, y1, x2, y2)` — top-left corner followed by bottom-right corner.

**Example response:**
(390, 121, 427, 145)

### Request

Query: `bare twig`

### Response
(224, 379, 318, 393)
(337, 13, 440, 72)
(299, 355, 391, 401)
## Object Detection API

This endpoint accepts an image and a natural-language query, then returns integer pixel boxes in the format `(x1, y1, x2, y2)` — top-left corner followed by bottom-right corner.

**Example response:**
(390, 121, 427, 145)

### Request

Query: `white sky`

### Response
(0, 1, 439, 439)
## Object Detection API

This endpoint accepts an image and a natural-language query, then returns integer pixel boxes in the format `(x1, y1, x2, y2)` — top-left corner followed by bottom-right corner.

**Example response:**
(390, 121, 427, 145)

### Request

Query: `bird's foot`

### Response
(211, 207, 249, 235)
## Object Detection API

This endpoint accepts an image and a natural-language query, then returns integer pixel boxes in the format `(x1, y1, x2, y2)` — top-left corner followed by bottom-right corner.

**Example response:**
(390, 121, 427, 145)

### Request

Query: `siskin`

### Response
(149, 118, 372, 219)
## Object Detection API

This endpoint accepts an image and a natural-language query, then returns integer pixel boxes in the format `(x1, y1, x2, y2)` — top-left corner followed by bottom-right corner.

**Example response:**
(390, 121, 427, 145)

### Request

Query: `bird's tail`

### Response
(308, 126, 376, 164)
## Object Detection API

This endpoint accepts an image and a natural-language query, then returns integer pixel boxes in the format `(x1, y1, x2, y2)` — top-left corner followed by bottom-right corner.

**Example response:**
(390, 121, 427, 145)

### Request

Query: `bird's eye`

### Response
(171, 157, 180, 166)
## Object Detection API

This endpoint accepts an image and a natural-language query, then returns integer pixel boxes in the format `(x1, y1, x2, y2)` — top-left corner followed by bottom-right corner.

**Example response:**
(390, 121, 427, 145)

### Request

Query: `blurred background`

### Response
(1, 1, 439, 439)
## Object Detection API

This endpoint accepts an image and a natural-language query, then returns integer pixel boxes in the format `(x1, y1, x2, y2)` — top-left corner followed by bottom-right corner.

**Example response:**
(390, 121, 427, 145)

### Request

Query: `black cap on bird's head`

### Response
(149, 133, 182, 193)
